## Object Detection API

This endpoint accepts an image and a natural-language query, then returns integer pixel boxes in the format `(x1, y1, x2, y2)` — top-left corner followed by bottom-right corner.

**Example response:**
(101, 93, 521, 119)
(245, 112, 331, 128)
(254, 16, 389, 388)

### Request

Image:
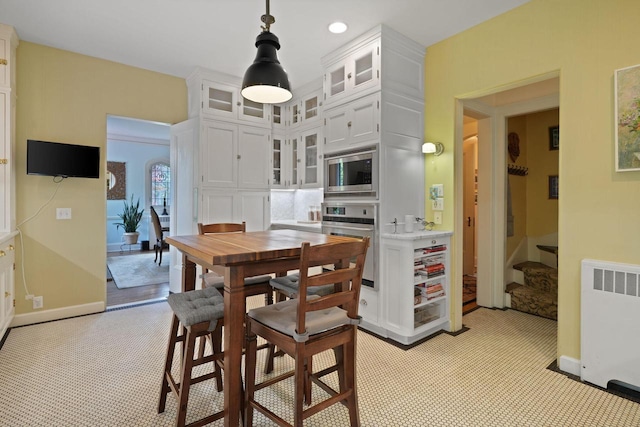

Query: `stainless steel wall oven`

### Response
(321, 202, 377, 289)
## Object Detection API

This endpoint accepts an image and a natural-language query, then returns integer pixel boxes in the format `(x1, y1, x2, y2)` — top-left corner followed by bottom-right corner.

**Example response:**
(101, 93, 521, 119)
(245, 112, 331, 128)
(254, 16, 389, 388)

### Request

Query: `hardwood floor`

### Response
(106, 249, 170, 307)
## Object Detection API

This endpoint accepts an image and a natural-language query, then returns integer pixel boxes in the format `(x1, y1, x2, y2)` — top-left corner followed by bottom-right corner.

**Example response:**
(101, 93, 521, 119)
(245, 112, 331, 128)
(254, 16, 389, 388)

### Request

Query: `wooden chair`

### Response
(158, 286, 227, 427)
(150, 206, 169, 266)
(244, 237, 370, 427)
(196, 222, 274, 359)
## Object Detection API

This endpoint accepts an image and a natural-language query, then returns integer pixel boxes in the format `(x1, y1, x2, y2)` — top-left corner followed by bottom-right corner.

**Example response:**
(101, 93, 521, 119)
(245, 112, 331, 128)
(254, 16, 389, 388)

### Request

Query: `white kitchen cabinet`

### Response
(271, 104, 286, 130)
(0, 236, 15, 339)
(323, 92, 379, 154)
(0, 24, 17, 235)
(201, 79, 270, 125)
(323, 38, 380, 107)
(200, 189, 270, 232)
(381, 231, 451, 345)
(270, 127, 322, 189)
(200, 119, 270, 189)
(289, 86, 322, 128)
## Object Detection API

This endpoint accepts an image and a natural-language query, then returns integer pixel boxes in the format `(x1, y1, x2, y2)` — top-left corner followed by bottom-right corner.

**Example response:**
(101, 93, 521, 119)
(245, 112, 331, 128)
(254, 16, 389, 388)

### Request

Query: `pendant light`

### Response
(241, 0, 292, 104)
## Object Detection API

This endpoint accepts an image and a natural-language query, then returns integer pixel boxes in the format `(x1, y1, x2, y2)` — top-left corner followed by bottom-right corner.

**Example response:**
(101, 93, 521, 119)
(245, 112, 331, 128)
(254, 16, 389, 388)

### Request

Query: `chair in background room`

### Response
(158, 286, 226, 427)
(150, 206, 169, 266)
(196, 222, 274, 359)
(244, 237, 370, 427)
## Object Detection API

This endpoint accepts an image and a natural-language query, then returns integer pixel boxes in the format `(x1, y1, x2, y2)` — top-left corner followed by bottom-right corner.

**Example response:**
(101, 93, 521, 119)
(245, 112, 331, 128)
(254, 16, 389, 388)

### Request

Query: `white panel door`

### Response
(237, 125, 269, 189)
(200, 189, 235, 224)
(202, 120, 237, 188)
(323, 103, 349, 152)
(236, 192, 270, 232)
(349, 92, 379, 146)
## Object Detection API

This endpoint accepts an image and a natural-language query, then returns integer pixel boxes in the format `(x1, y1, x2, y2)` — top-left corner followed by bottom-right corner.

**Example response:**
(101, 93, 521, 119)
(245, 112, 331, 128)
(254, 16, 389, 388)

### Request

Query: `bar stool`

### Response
(158, 287, 226, 427)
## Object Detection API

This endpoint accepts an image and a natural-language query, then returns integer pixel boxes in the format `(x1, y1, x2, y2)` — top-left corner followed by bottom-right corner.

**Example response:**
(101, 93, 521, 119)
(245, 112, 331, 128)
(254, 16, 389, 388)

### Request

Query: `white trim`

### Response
(559, 355, 581, 377)
(10, 301, 105, 327)
(106, 133, 169, 146)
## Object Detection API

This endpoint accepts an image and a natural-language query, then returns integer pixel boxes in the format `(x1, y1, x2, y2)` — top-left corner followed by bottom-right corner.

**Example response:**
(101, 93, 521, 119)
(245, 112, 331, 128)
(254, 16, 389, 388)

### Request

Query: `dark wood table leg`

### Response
(224, 266, 246, 427)
(182, 253, 196, 292)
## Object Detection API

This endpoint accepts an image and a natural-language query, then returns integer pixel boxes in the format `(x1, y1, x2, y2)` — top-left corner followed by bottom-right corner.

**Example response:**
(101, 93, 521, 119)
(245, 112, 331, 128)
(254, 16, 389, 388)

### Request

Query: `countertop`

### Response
(381, 229, 453, 240)
(270, 220, 322, 233)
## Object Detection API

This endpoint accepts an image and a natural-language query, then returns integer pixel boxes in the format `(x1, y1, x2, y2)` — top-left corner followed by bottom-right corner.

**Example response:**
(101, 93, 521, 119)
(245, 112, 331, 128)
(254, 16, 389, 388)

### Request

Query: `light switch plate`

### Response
(56, 208, 72, 220)
(432, 198, 444, 211)
(434, 212, 443, 224)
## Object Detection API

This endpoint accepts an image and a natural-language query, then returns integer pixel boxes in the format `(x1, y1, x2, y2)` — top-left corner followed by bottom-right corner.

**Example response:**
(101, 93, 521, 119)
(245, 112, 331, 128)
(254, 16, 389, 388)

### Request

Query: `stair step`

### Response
(513, 261, 554, 272)
(506, 282, 523, 293)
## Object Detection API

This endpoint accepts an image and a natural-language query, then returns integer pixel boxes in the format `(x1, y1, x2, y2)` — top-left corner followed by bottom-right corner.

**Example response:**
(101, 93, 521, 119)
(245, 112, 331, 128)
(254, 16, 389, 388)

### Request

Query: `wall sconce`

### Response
(422, 142, 444, 156)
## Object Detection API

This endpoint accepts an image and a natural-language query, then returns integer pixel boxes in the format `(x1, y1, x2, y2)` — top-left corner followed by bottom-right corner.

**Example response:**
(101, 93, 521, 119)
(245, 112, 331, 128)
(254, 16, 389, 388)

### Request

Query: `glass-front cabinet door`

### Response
(202, 80, 237, 120)
(291, 135, 299, 188)
(301, 128, 322, 188)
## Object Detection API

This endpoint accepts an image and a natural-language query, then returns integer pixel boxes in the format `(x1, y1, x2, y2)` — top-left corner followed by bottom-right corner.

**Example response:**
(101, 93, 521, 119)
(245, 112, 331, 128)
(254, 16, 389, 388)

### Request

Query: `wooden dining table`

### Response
(166, 229, 359, 427)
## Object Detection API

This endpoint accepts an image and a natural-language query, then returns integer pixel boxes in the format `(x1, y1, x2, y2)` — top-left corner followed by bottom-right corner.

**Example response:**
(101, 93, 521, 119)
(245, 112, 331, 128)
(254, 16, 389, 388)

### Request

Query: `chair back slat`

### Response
(150, 206, 164, 238)
(198, 222, 246, 235)
(295, 238, 369, 336)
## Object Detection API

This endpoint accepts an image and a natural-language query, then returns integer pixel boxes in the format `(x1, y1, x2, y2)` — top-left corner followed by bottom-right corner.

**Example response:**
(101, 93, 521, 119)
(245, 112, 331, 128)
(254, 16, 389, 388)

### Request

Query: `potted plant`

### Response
(115, 194, 144, 245)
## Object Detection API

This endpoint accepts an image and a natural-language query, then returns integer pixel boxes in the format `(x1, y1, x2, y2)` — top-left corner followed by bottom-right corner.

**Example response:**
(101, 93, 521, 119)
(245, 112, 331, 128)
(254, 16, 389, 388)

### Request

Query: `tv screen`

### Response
(27, 139, 100, 179)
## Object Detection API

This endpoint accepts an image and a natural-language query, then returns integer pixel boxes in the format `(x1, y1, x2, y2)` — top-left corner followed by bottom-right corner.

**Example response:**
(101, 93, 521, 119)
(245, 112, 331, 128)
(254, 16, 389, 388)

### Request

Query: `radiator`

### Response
(581, 259, 640, 389)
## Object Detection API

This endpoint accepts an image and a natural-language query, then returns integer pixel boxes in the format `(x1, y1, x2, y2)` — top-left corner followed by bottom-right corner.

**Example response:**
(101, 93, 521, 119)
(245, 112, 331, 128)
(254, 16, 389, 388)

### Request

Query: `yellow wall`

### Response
(526, 109, 559, 237)
(424, 0, 640, 361)
(15, 42, 186, 315)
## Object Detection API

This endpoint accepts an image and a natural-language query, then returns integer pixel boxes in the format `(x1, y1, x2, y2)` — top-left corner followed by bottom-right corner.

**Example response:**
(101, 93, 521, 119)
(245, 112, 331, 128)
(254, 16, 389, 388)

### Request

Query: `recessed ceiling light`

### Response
(328, 22, 348, 34)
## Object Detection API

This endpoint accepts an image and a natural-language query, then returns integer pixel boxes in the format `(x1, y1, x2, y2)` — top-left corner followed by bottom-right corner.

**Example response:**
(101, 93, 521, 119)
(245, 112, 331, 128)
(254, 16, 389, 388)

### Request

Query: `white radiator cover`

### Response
(581, 259, 640, 389)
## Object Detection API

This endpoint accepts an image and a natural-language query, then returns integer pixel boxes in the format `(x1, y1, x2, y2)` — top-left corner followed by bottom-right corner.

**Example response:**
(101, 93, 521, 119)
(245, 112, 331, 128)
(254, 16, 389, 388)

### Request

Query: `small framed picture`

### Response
(549, 126, 559, 151)
(548, 175, 559, 199)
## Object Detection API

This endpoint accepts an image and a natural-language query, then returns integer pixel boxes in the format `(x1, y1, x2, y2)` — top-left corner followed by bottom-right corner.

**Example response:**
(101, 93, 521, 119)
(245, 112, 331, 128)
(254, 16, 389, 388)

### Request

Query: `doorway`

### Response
(462, 119, 478, 314)
(106, 115, 171, 307)
(453, 75, 560, 329)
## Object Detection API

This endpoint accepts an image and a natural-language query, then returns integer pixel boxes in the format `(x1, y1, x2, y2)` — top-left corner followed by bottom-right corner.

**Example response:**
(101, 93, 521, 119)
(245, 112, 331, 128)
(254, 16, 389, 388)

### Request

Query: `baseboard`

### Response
(559, 355, 581, 377)
(10, 301, 105, 327)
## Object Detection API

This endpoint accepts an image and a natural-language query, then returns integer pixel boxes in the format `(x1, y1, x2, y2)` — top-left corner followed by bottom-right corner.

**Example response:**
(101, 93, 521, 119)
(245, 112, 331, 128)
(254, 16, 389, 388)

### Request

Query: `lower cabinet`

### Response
(200, 189, 270, 232)
(381, 231, 451, 345)
(0, 236, 15, 339)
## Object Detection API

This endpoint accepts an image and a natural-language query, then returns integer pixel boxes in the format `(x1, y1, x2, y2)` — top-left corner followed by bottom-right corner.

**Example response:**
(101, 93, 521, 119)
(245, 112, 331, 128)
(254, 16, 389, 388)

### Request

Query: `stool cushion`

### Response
(202, 272, 273, 289)
(270, 274, 335, 298)
(167, 287, 224, 331)
(248, 295, 360, 342)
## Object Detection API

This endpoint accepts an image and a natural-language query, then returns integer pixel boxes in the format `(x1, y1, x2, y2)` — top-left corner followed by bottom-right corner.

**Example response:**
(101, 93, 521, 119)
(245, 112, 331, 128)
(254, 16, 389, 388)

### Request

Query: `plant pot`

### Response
(123, 232, 140, 245)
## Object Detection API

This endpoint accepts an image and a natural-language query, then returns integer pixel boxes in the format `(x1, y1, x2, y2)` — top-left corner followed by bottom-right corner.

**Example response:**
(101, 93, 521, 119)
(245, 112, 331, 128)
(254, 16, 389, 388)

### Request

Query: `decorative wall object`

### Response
(549, 126, 559, 151)
(508, 132, 520, 162)
(615, 63, 640, 171)
(107, 161, 126, 200)
(548, 175, 559, 199)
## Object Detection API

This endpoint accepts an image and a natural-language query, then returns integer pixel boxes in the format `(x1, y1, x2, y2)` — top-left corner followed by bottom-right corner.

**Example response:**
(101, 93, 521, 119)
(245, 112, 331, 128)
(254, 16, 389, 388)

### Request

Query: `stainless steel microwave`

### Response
(324, 146, 378, 198)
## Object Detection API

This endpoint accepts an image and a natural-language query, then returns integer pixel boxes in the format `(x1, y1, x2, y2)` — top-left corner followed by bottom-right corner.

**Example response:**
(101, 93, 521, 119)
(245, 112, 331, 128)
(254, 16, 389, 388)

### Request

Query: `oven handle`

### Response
(323, 224, 374, 233)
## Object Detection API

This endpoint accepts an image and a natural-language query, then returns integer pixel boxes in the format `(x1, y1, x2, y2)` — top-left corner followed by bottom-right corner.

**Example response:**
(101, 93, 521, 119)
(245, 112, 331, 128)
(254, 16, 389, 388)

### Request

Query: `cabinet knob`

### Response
(347, 72, 352, 79)
(237, 154, 241, 160)
(360, 299, 367, 306)
(237, 101, 241, 106)
(0, 59, 7, 66)
(0, 250, 5, 257)
(432, 240, 437, 245)
(347, 121, 352, 127)
(8, 245, 14, 251)
(0, 159, 7, 165)
(4, 291, 10, 298)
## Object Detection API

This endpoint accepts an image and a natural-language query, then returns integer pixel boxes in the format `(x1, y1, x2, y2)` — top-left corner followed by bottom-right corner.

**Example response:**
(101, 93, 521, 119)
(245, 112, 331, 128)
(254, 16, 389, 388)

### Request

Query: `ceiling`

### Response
(0, 0, 531, 90)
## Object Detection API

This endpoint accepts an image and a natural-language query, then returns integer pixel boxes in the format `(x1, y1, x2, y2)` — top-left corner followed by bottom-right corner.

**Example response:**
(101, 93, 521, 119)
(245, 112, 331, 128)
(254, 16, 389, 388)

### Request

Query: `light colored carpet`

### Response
(0, 300, 639, 426)
(107, 253, 169, 289)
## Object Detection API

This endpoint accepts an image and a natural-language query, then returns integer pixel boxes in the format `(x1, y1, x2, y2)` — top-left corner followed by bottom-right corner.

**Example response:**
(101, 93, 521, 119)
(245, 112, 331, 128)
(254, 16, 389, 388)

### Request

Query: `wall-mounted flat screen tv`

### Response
(27, 139, 100, 179)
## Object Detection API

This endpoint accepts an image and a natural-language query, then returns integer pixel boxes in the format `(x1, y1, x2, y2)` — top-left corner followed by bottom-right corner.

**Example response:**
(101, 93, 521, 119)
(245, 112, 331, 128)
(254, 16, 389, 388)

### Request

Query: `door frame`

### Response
(452, 82, 560, 331)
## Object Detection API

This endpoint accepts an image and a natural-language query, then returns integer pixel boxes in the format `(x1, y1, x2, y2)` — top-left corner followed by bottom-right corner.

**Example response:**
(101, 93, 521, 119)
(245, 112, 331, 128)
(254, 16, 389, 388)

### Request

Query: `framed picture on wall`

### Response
(549, 126, 559, 151)
(548, 175, 559, 199)
(615, 63, 640, 171)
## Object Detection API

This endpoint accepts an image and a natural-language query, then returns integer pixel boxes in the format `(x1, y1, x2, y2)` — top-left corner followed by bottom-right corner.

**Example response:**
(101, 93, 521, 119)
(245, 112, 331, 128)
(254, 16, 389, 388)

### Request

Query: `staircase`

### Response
(507, 261, 558, 320)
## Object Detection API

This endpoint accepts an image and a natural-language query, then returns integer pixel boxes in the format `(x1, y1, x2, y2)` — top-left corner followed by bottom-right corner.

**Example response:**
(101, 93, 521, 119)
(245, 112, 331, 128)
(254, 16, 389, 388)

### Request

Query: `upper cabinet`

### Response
(323, 38, 380, 107)
(187, 68, 270, 127)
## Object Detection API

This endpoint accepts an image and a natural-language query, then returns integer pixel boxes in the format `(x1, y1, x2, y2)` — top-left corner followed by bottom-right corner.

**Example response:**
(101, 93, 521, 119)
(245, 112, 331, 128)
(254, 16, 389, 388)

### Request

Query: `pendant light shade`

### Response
(241, 0, 292, 104)
(241, 31, 292, 104)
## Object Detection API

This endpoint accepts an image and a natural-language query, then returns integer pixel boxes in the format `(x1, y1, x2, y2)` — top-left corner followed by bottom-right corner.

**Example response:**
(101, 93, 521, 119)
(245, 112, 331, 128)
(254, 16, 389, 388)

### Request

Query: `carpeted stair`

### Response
(507, 261, 557, 320)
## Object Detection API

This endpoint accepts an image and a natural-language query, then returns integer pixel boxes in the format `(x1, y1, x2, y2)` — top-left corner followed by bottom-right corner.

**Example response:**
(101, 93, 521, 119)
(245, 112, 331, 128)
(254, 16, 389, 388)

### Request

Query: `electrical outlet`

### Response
(434, 212, 443, 224)
(56, 208, 72, 220)
(432, 198, 444, 211)
(32, 296, 43, 309)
